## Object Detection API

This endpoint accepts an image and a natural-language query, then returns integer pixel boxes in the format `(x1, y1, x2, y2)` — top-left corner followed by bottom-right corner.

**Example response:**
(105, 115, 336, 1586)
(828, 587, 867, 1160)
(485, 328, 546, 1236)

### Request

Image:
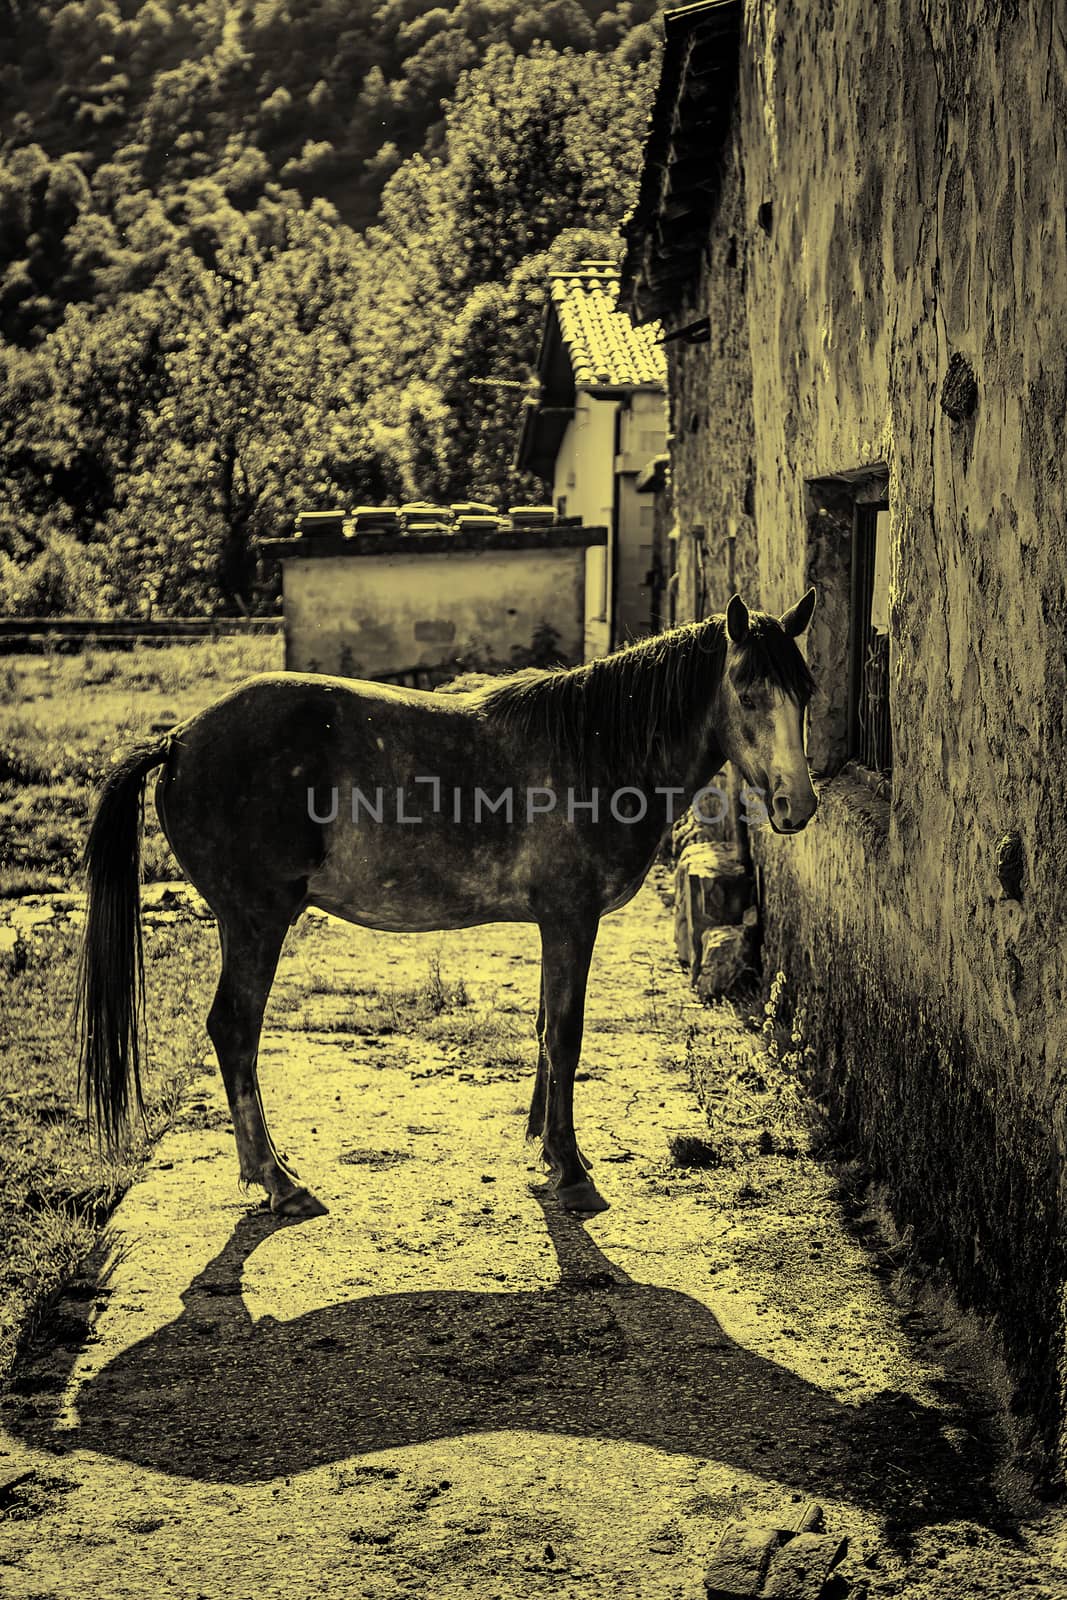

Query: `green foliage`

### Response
(0, 529, 107, 617)
(0, 1, 662, 614)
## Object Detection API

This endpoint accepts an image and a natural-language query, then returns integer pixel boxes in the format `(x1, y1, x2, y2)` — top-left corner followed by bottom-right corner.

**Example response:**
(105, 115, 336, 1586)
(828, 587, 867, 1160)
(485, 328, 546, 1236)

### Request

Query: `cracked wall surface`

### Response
(666, 0, 1067, 1469)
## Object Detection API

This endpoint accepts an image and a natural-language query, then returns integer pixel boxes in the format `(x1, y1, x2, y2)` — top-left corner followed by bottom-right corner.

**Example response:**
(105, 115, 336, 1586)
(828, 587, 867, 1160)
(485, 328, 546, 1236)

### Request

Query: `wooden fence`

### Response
(0, 617, 283, 654)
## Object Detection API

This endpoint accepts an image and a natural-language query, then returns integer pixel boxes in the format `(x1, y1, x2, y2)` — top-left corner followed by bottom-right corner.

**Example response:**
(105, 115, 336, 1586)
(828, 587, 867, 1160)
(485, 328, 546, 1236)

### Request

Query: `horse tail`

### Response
(75, 735, 173, 1144)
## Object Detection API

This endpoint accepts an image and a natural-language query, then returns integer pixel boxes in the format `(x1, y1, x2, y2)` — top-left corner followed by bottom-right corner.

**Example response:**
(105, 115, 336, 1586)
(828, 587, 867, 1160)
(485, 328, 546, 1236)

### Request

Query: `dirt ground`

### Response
(1, 879, 1065, 1599)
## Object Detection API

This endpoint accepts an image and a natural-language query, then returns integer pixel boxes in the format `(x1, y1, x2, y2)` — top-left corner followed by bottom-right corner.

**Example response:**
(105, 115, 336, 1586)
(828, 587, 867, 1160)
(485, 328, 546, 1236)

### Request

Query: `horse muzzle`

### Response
(769, 786, 818, 834)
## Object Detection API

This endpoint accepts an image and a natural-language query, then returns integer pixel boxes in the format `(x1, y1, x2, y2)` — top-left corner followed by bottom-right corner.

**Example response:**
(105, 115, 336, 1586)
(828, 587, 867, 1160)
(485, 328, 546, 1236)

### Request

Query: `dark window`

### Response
(848, 499, 892, 774)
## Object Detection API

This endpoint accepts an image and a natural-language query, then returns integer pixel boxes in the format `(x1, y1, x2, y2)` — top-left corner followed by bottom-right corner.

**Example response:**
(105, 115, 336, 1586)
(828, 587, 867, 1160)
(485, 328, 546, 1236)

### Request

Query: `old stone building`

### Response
(622, 1, 1067, 1469)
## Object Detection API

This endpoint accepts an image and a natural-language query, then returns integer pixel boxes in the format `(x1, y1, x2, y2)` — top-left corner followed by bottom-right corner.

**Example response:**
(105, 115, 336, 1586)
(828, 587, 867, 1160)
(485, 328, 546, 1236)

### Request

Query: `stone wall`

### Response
(667, 0, 1067, 1469)
(668, 133, 760, 622)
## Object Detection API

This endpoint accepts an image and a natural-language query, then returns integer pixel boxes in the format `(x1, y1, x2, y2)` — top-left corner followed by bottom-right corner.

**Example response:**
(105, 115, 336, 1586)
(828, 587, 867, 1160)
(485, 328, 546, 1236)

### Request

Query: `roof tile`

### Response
(549, 265, 666, 390)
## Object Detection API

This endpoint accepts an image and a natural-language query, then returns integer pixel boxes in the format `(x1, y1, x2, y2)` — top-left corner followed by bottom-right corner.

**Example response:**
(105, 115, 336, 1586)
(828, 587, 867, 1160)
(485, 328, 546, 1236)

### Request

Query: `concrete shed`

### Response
(262, 508, 607, 682)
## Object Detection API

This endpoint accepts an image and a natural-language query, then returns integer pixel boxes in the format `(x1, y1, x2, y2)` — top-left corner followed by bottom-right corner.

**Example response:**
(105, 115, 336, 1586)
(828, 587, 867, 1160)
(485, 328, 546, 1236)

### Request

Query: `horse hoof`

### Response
(556, 1180, 609, 1215)
(272, 1186, 329, 1220)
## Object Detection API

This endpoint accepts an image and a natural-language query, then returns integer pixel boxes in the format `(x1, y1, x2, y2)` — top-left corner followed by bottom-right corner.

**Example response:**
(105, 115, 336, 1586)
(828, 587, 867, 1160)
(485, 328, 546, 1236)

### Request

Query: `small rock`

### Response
(9, 903, 55, 931)
(123, 1515, 166, 1535)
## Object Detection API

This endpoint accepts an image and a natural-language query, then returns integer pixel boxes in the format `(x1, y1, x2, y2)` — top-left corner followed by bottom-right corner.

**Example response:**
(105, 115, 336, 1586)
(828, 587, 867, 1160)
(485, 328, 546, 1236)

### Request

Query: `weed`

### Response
(760, 969, 815, 1079)
(667, 1133, 724, 1169)
(0, 664, 20, 706)
(80, 652, 120, 687)
(140, 830, 178, 884)
(425, 951, 470, 1015)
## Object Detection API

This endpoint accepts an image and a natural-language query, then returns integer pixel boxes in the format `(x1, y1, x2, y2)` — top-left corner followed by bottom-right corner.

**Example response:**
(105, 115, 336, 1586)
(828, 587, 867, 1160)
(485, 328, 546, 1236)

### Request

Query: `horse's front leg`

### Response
(526, 973, 549, 1142)
(537, 915, 606, 1214)
(527, 972, 593, 1171)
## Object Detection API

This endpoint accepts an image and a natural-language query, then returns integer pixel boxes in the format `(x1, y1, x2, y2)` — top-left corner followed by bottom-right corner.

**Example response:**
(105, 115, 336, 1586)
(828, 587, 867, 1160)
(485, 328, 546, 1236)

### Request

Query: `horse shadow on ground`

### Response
(12, 1192, 997, 1534)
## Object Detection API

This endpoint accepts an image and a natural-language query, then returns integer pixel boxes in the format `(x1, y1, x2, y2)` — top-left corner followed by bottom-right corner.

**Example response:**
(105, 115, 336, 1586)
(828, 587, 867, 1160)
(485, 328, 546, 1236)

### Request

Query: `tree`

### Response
(0, 0, 662, 609)
(428, 227, 623, 502)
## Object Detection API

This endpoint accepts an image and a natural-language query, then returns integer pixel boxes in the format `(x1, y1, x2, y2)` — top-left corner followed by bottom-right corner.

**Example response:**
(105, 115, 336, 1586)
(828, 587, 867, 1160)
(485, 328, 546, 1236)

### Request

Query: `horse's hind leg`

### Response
(209, 908, 327, 1220)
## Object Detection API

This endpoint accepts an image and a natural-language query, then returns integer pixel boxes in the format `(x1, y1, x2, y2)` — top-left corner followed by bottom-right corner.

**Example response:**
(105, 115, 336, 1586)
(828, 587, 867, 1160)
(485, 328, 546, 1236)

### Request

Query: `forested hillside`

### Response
(0, 0, 661, 614)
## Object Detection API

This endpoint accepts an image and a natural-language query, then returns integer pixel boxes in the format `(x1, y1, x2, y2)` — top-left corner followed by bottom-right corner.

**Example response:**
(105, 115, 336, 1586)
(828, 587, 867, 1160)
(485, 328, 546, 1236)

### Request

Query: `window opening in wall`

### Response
(849, 499, 892, 774)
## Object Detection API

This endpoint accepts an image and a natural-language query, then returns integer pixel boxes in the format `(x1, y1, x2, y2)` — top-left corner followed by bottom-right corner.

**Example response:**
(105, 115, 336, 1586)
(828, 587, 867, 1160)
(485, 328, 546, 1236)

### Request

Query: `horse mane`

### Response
(476, 611, 815, 786)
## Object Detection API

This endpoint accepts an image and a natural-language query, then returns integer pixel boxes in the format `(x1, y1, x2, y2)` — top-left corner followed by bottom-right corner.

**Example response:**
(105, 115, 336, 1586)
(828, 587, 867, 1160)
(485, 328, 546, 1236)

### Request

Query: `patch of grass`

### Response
(0, 917, 218, 1387)
(285, 960, 531, 1073)
(415, 1014, 530, 1079)
(338, 1148, 412, 1169)
(684, 991, 815, 1172)
(296, 952, 478, 1038)
(0, 636, 282, 888)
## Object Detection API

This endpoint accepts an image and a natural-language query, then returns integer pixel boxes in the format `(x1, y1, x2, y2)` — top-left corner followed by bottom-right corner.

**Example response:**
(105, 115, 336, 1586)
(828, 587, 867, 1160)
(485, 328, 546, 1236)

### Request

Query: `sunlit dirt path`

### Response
(1, 881, 1064, 1598)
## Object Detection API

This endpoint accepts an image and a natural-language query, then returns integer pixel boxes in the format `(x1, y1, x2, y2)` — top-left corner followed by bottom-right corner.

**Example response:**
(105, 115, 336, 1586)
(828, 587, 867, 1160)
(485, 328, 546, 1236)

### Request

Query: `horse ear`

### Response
(780, 587, 816, 638)
(726, 594, 750, 643)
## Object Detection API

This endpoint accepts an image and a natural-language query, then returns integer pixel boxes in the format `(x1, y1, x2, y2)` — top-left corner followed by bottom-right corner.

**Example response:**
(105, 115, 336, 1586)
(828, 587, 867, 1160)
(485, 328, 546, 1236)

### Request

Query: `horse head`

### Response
(717, 590, 818, 835)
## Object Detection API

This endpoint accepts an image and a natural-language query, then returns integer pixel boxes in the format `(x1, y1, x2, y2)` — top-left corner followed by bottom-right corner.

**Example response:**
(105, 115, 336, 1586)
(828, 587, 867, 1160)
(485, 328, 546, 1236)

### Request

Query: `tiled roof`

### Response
(549, 264, 666, 390)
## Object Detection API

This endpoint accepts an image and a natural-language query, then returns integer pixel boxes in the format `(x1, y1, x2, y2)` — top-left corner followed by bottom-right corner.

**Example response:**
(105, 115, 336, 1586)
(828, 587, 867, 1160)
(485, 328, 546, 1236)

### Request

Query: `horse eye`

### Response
(738, 692, 758, 712)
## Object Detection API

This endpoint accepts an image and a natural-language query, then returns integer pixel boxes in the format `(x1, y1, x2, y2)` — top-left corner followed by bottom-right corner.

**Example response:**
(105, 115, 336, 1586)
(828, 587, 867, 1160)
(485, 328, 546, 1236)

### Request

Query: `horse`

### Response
(75, 590, 818, 1219)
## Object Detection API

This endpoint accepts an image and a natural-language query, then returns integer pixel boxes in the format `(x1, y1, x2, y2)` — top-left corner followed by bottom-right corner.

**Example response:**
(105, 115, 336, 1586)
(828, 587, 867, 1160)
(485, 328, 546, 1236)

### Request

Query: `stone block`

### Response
(762, 1532, 848, 1597)
(704, 1523, 780, 1598)
(673, 841, 754, 971)
(694, 925, 753, 999)
(684, 842, 752, 925)
(674, 876, 694, 965)
(704, 1505, 845, 1599)
(670, 770, 732, 857)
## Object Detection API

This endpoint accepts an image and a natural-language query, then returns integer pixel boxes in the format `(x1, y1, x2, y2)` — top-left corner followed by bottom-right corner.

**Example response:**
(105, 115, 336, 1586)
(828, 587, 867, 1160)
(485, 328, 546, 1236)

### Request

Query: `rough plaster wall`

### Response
(668, 137, 761, 622)
(553, 399, 617, 532)
(284, 548, 587, 676)
(554, 399, 617, 656)
(649, 476, 675, 632)
(731, 0, 1067, 1462)
(615, 390, 668, 642)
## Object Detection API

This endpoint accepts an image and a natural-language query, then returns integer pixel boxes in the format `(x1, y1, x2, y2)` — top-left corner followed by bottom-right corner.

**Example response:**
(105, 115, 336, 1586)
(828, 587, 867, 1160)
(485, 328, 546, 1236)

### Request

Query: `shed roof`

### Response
(261, 503, 609, 559)
(619, 0, 743, 325)
(517, 263, 666, 480)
